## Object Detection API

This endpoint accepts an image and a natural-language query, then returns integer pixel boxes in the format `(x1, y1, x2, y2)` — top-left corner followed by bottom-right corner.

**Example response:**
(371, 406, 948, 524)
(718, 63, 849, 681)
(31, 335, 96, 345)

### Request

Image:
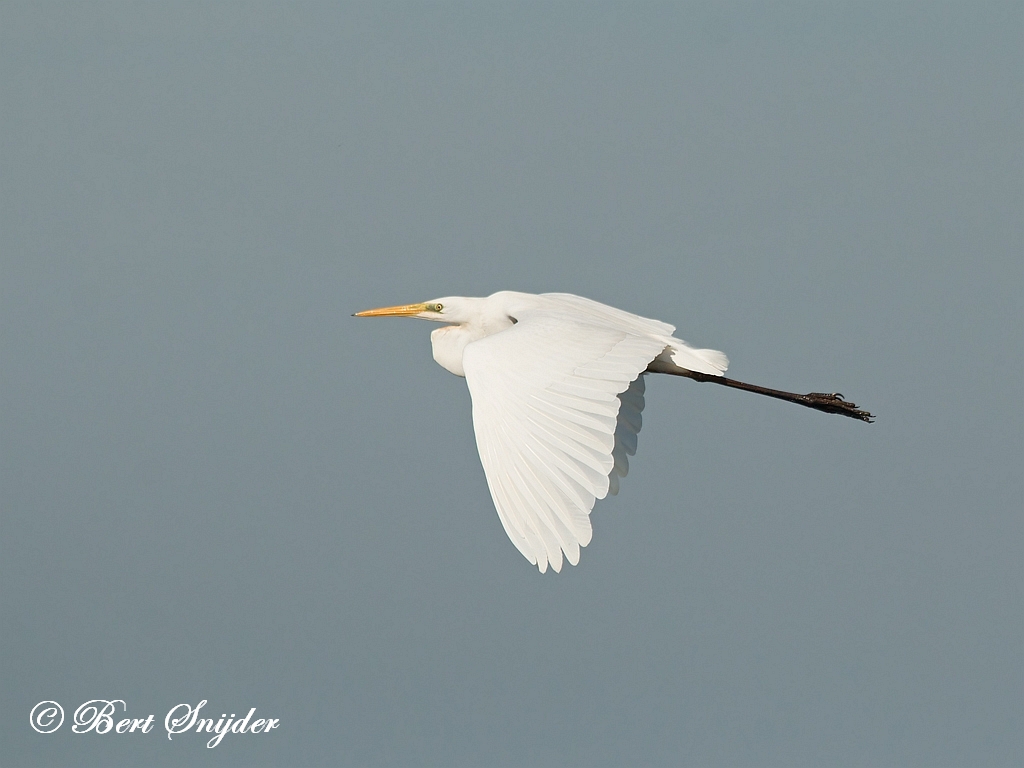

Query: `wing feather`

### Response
(608, 375, 645, 497)
(463, 315, 664, 572)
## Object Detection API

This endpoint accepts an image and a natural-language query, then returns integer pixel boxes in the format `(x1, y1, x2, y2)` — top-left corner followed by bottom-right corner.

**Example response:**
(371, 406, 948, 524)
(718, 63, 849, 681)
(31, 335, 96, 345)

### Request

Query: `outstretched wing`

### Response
(462, 316, 665, 573)
(541, 291, 728, 376)
(608, 374, 645, 498)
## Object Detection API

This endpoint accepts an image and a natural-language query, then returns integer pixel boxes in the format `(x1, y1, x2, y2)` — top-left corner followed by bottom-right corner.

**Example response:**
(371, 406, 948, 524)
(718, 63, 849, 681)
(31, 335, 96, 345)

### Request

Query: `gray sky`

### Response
(2, 2, 1021, 766)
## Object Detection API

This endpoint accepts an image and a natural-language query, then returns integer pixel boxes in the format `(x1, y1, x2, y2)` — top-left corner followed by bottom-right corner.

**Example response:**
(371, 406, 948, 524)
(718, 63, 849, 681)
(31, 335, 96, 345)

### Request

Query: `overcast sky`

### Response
(2, 3, 1021, 766)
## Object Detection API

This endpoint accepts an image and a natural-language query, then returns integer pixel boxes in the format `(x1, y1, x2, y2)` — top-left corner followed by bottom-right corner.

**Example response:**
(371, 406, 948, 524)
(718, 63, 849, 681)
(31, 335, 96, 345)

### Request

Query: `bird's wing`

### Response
(540, 292, 676, 336)
(608, 374, 645, 498)
(462, 316, 665, 573)
(542, 292, 728, 376)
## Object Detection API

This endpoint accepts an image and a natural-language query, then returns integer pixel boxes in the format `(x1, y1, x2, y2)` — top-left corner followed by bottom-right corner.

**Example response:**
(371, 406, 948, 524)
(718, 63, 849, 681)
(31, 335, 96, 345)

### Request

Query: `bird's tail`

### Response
(660, 339, 729, 376)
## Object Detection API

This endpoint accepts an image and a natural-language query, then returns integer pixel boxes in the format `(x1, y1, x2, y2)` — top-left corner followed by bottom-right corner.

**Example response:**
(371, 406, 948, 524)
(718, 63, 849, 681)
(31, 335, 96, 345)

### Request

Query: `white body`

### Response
(361, 291, 728, 573)
(427, 292, 727, 572)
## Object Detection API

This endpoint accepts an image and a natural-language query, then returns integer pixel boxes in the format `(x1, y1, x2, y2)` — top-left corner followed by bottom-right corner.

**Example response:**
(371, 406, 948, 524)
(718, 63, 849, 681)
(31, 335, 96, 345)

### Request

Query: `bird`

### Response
(355, 291, 872, 573)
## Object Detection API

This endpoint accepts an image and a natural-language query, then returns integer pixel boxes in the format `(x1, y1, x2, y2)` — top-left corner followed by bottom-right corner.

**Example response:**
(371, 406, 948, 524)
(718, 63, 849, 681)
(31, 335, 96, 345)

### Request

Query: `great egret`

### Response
(355, 291, 872, 573)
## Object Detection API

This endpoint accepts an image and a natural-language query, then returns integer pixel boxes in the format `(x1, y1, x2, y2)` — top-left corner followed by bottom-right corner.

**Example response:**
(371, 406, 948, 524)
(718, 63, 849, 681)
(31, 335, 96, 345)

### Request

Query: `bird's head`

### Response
(353, 297, 473, 323)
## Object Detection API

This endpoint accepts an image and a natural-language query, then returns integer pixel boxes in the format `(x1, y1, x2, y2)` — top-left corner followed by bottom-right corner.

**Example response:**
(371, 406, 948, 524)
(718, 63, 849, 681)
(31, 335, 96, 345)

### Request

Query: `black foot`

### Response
(802, 392, 874, 422)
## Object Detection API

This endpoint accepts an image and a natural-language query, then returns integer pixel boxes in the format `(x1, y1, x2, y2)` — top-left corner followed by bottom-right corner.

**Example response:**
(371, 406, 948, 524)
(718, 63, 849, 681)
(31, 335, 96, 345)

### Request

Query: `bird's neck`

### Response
(430, 314, 514, 377)
(428, 325, 476, 377)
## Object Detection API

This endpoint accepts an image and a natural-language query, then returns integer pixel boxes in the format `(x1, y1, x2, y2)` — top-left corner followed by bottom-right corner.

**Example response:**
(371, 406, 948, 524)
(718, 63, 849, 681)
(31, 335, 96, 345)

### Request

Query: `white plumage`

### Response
(356, 291, 728, 573)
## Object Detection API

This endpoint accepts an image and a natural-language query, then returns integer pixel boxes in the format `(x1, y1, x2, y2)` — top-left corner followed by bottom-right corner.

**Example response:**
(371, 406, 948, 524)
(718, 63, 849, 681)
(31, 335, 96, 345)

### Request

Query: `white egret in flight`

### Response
(356, 291, 872, 573)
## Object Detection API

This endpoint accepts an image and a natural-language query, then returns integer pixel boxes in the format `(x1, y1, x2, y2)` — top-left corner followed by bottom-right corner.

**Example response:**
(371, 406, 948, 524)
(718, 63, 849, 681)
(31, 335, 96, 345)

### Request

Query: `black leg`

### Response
(651, 367, 875, 423)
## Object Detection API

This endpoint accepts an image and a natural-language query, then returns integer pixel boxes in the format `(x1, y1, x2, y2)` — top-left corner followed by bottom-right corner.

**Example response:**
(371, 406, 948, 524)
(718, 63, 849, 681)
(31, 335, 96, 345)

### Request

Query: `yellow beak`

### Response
(353, 303, 430, 317)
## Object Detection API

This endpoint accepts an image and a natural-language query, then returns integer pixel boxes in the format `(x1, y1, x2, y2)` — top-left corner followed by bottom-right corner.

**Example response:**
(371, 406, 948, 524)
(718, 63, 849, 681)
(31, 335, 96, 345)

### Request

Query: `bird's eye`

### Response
(433, 303, 443, 312)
